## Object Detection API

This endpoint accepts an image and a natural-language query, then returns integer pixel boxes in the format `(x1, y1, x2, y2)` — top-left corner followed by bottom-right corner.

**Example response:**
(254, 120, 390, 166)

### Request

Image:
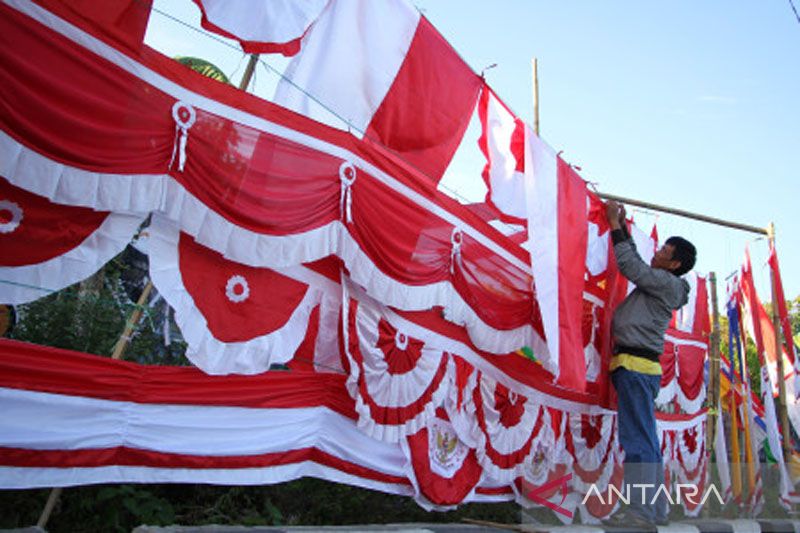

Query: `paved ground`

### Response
(127, 519, 800, 533)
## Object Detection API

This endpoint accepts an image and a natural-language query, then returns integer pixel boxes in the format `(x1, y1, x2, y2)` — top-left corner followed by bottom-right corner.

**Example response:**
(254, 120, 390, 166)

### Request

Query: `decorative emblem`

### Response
(428, 419, 468, 476)
(394, 330, 408, 350)
(339, 161, 356, 223)
(0, 200, 23, 234)
(169, 101, 196, 172)
(225, 275, 250, 303)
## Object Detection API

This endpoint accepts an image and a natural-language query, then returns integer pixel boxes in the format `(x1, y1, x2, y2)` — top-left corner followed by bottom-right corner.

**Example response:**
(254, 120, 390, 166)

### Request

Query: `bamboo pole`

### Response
(531, 57, 539, 135)
(37, 281, 154, 528)
(707, 273, 721, 450)
(238, 54, 259, 91)
(729, 375, 743, 504)
(767, 223, 793, 461)
(596, 192, 768, 236)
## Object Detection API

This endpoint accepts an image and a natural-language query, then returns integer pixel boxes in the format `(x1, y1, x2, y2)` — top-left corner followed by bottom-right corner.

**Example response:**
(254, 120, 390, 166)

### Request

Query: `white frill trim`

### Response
(2, 130, 545, 357)
(0, 131, 165, 214)
(655, 378, 677, 407)
(0, 211, 145, 305)
(568, 413, 615, 472)
(148, 215, 323, 375)
(676, 383, 707, 414)
(342, 280, 454, 442)
(567, 414, 619, 493)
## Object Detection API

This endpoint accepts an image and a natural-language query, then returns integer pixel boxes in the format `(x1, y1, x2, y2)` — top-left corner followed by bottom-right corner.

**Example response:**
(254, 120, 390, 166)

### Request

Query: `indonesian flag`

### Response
(768, 244, 797, 366)
(273, 0, 481, 183)
(524, 127, 588, 391)
(477, 87, 526, 222)
(740, 248, 793, 394)
(190, 0, 329, 56)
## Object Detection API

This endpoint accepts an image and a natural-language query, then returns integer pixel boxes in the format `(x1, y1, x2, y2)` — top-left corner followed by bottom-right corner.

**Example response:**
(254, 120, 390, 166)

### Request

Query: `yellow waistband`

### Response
(610, 353, 662, 376)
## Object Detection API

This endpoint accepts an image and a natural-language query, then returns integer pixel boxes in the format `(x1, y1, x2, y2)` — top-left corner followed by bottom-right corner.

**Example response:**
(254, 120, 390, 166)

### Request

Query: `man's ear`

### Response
(668, 259, 682, 273)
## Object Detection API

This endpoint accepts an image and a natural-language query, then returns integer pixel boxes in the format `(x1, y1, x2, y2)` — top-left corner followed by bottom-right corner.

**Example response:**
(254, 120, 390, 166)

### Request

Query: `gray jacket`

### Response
(611, 232, 690, 359)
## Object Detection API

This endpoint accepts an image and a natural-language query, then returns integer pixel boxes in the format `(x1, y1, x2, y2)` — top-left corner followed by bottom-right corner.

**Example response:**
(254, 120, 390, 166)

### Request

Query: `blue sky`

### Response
(146, 0, 800, 302)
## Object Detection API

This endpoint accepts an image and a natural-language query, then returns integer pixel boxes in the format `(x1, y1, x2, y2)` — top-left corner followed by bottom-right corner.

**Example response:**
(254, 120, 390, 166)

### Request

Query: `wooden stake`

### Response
(531, 57, 540, 135)
(768, 223, 793, 461)
(37, 280, 154, 528)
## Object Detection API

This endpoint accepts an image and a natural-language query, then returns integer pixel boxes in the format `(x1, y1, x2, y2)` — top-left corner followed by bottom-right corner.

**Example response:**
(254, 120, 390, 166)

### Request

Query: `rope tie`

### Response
(674, 344, 680, 378)
(339, 162, 356, 223)
(450, 228, 463, 275)
(169, 101, 196, 172)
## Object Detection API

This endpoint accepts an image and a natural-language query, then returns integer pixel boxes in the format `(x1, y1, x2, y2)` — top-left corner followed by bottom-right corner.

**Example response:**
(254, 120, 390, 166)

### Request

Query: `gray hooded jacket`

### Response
(611, 231, 690, 359)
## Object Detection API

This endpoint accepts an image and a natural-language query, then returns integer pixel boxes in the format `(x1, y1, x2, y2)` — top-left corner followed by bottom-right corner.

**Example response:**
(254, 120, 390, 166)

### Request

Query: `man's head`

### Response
(651, 236, 696, 276)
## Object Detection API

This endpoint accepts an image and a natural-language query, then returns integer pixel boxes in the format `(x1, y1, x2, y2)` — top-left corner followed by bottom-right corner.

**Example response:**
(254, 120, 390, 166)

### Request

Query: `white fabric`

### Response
(714, 404, 732, 504)
(524, 127, 560, 377)
(674, 271, 699, 333)
(483, 90, 526, 219)
(273, 0, 420, 134)
(0, 386, 406, 476)
(196, 0, 329, 46)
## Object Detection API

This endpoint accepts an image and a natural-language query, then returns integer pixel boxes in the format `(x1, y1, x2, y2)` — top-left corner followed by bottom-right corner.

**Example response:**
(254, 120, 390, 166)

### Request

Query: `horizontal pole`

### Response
(597, 191, 768, 236)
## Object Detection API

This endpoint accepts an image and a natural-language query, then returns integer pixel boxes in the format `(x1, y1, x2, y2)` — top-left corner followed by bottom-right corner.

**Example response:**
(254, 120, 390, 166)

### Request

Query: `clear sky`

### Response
(145, 0, 800, 303)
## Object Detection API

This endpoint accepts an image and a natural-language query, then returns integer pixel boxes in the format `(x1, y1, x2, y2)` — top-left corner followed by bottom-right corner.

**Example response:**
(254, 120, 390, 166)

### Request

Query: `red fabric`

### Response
(366, 17, 481, 184)
(377, 319, 425, 375)
(33, 0, 151, 53)
(556, 158, 588, 391)
(676, 342, 707, 401)
(0, 176, 108, 266)
(769, 245, 796, 363)
(694, 275, 710, 339)
(0, 4, 172, 172)
(179, 232, 309, 343)
(0, 339, 355, 417)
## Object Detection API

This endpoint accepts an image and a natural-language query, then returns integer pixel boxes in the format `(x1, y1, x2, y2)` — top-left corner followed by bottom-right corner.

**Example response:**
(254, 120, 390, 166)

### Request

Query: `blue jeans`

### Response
(612, 367, 667, 523)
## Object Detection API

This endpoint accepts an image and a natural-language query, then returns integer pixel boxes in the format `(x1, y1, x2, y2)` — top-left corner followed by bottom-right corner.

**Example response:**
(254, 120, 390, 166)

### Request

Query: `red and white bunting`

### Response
(0, 176, 143, 304)
(148, 216, 341, 374)
(343, 280, 453, 442)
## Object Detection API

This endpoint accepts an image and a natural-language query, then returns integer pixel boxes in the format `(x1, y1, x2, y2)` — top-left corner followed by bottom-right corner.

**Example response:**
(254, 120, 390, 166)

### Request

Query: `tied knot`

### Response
(169, 101, 196, 172)
(339, 161, 356, 223)
(450, 228, 463, 275)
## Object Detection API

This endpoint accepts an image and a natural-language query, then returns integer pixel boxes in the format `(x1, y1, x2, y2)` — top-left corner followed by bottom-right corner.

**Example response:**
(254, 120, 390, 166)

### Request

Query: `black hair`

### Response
(665, 236, 696, 276)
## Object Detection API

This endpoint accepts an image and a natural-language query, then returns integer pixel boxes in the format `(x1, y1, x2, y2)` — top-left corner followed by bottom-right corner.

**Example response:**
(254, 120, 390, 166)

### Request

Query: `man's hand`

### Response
(606, 200, 622, 229)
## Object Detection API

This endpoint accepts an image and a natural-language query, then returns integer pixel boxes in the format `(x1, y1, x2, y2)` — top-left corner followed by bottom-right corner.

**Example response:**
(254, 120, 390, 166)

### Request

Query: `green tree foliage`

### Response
(174, 56, 230, 84)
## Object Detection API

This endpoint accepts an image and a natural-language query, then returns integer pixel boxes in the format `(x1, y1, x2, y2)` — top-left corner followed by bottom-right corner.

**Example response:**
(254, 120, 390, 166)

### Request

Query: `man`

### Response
(605, 200, 696, 528)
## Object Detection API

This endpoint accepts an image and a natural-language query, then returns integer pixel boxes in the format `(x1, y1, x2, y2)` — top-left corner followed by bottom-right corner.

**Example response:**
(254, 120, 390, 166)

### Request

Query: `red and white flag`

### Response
(273, 0, 481, 183)
(524, 127, 588, 391)
(191, 0, 329, 56)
